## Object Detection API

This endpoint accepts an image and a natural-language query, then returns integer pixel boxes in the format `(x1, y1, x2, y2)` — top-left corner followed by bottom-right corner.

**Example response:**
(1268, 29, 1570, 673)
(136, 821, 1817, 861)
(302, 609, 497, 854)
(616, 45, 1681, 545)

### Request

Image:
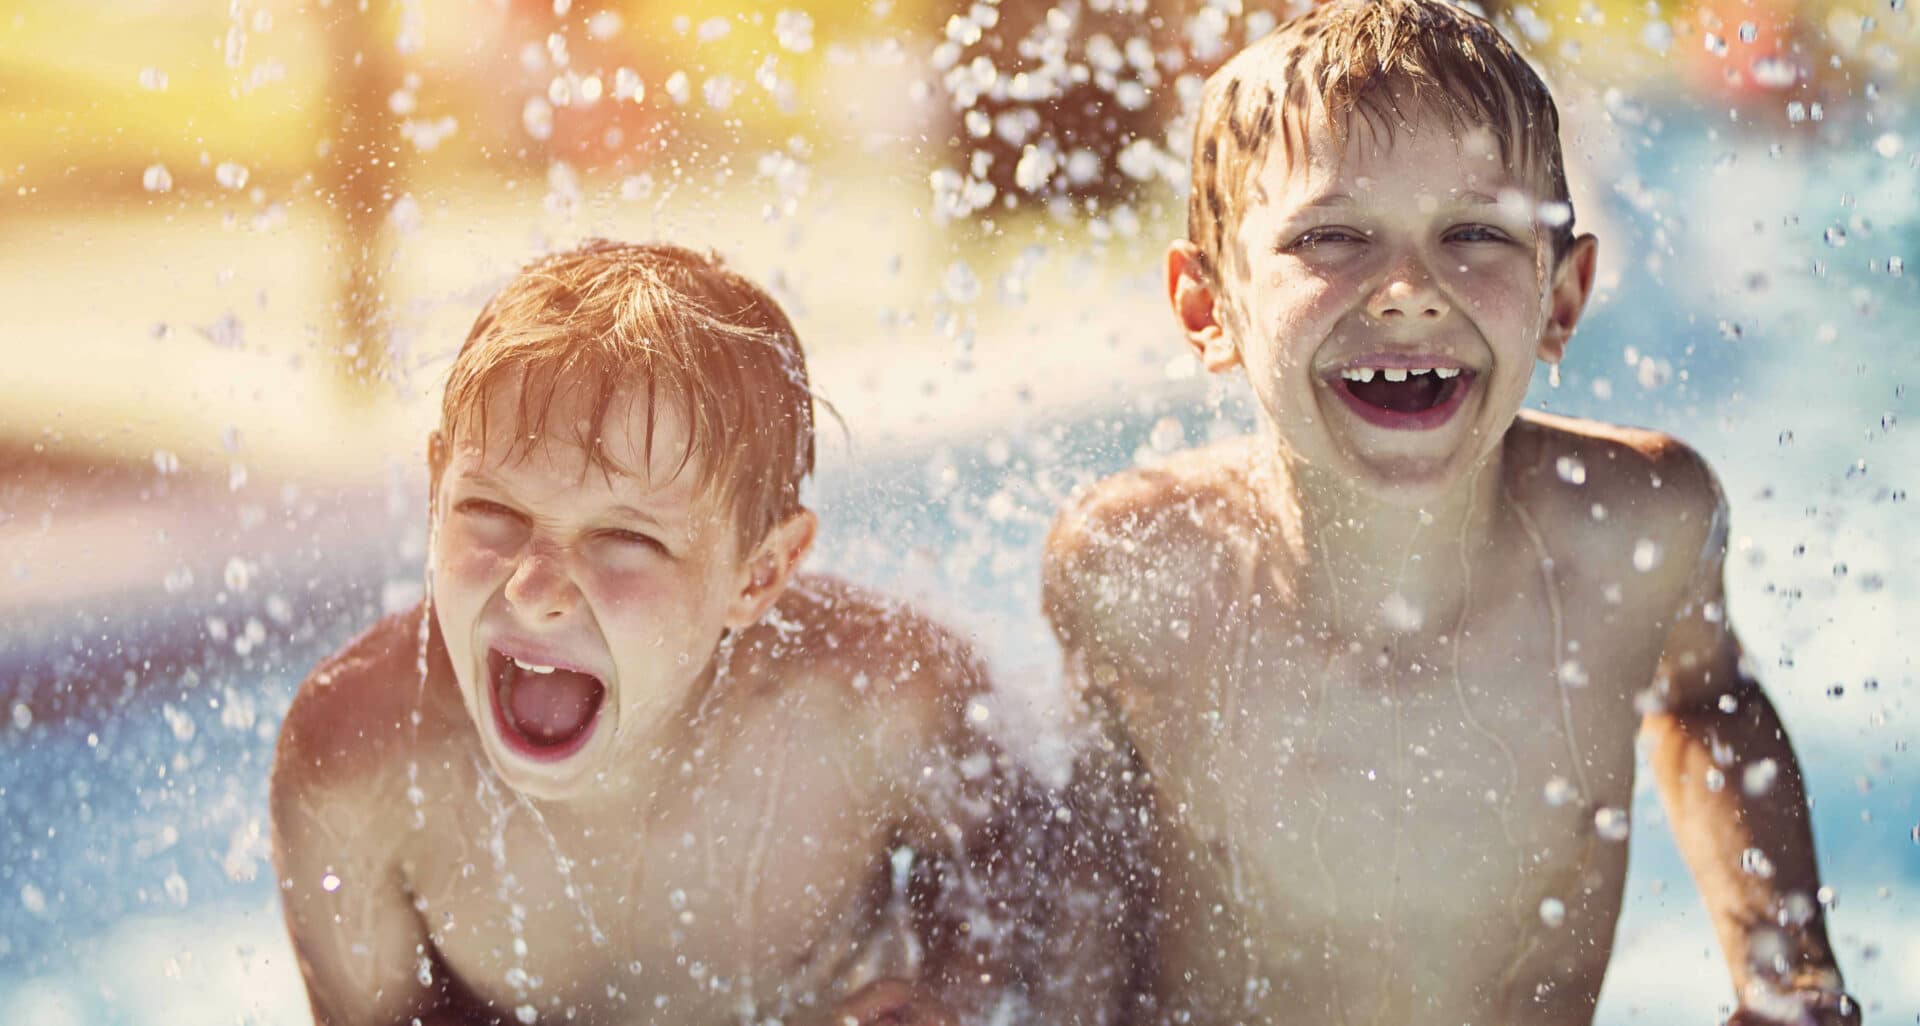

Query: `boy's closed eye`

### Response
(1281, 225, 1371, 251)
(455, 497, 525, 522)
(595, 526, 669, 557)
(1443, 223, 1517, 244)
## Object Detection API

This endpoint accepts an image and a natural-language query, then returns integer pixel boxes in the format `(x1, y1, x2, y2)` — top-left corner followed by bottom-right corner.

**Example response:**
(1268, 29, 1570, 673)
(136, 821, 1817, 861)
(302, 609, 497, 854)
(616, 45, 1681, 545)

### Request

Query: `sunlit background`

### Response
(1, 0, 1915, 1022)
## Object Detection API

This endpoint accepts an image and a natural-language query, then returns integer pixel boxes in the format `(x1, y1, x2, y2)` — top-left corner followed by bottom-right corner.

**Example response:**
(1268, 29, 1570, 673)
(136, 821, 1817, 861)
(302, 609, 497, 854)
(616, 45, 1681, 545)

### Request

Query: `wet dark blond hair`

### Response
(1187, 0, 1575, 285)
(440, 240, 815, 549)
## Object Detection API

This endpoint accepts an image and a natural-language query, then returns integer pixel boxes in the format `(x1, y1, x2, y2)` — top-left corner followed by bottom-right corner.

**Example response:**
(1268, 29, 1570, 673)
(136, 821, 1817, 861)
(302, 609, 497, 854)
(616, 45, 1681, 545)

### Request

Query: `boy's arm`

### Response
(1641, 455, 1855, 1025)
(272, 648, 486, 1026)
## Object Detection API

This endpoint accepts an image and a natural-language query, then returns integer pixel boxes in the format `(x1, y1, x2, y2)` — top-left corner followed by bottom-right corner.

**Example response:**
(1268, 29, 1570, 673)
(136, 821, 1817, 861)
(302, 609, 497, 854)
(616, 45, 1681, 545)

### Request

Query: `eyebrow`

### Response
(1301, 191, 1354, 209)
(605, 504, 668, 529)
(456, 467, 673, 528)
(1294, 189, 1507, 213)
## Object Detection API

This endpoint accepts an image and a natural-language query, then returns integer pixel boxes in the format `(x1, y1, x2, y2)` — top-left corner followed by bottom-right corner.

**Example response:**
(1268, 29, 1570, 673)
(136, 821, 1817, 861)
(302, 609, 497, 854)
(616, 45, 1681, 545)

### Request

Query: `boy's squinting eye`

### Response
(1444, 223, 1512, 244)
(455, 498, 522, 521)
(599, 528, 668, 555)
(1283, 226, 1368, 251)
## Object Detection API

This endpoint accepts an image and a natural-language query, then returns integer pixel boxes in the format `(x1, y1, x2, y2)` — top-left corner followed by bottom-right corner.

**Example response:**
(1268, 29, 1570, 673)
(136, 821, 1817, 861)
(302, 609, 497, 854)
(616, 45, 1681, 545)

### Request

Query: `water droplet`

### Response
(1382, 592, 1424, 632)
(164, 872, 189, 906)
(214, 161, 249, 190)
(1704, 767, 1725, 792)
(1543, 776, 1577, 806)
(775, 10, 815, 53)
(1752, 57, 1798, 89)
(664, 70, 691, 105)
(522, 97, 554, 140)
(162, 702, 196, 742)
(1816, 885, 1836, 908)
(942, 261, 980, 304)
(1594, 806, 1630, 841)
(1824, 226, 1848, 248)
(1538, 897, 1566, 927)
(1014, 143, 1058, 193)
(417, 956, 435, 986)
(1738, 21, 1758, 42)
(1555, 455, 1587, 485)
(701, 74, 738, 110)
(142, 164, 174, 193)
(139, 67, 169, 91)
(223, 557, 253, 593)
(20, 884, 47, 916)
(1631, 539, 1662, 572)
(10, 702, 30, 731)
(1889, 257, 1904, 277)
(1874, 133, 1905, 159)
(1556, 659, 1589, 687)
(1741, 847, 1775, 878)
(320, 872, 342, 892)
(516, 1005, 538, 1024)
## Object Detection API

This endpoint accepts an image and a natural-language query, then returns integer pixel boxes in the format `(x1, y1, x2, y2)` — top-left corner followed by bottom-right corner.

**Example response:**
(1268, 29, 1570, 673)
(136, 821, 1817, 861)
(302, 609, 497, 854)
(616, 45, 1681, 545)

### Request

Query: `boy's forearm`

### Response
(1643, 679, 1844, 997)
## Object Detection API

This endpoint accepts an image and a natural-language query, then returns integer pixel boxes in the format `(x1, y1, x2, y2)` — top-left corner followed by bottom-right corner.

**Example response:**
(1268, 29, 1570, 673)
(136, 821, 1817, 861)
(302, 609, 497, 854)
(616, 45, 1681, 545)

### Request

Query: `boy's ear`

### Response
(1539, 233, 1599, 364)
(725, 508, 817, 631)
(1166, 240, 1240, 373)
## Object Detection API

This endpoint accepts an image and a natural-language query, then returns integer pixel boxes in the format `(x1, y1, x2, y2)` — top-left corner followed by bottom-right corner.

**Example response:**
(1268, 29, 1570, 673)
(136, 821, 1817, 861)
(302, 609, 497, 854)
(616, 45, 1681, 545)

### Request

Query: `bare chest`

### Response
(1121, 583, 1666, 1019)
(400, 758, 897, 1024)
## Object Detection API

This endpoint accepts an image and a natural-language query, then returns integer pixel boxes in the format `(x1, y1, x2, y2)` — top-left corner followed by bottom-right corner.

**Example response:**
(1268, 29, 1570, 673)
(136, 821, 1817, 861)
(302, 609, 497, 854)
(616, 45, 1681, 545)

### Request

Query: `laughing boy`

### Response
(1043, 2, 1854, 1022)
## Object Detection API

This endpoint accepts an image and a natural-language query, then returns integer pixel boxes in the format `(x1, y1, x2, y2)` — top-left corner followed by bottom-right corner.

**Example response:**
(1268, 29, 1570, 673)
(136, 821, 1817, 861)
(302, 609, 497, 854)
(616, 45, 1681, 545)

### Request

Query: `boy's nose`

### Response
(1365, 265, 1451, 323)
(503, 547, 581, 620)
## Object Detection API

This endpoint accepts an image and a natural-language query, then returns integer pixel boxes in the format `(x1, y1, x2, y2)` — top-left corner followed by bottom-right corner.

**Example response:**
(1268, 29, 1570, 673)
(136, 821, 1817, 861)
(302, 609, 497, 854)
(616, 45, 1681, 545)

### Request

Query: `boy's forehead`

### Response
(1255, 109, 1532, 213)
(453, 376, 706, 489)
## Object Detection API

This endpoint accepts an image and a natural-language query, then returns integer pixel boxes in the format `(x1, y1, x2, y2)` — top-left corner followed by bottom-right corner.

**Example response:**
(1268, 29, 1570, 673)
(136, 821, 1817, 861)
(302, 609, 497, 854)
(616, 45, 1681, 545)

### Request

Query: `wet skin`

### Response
(274, 582, 996, 1026)
(270, 384, 1107, 1026)
(1045, 107, 1845, 1024)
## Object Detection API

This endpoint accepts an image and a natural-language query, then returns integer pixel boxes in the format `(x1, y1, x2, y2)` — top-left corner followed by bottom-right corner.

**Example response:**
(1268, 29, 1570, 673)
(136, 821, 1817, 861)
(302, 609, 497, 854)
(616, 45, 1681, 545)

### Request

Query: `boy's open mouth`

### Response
(486, 648, 605, 760)
(1332, 365, 1475, 430)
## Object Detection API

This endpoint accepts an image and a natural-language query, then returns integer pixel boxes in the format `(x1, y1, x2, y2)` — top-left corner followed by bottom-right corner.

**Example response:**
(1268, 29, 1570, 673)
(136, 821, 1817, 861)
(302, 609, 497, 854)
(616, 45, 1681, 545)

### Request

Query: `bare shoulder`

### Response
(1043, 439, 1261, 684)
(272, 604, 462, 811)
(727, 574, 988, 745)
(1511, 412, 1729, 593)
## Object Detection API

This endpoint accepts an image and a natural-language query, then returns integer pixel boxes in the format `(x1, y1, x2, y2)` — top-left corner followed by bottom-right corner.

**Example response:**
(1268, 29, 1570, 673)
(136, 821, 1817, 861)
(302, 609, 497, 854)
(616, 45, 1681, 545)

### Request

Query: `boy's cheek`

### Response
(433, 533, 513, 590)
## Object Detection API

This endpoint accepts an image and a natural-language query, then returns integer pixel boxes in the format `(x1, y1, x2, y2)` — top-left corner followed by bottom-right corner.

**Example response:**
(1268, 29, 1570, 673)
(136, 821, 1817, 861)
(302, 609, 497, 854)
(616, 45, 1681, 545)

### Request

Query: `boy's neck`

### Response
(1247, 434, 1512, 643)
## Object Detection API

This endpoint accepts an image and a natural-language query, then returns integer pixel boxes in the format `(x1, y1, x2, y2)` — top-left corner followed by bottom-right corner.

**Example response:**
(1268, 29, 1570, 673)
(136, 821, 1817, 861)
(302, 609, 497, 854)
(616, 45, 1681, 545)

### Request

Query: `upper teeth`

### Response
(1340, 367, 1461, 382)
(511, 658, 556, 674)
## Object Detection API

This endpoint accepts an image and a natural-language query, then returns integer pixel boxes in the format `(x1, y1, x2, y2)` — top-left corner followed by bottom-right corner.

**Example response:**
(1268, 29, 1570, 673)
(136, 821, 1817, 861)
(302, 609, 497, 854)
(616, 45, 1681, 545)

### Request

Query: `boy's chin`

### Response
(1323, 435, 1491, 504)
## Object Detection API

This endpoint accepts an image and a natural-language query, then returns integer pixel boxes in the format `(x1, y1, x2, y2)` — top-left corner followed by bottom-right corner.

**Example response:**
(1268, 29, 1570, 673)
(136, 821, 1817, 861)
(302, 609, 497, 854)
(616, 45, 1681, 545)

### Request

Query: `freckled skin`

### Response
(1045, 109, 1848, 1025)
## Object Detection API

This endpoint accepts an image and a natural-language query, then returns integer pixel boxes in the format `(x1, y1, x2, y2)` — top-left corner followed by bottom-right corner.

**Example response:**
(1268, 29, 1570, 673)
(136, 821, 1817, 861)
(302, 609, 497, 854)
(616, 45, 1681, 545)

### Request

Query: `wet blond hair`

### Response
(440, 240, 815, 550)
(1187, 0, 1575, 285)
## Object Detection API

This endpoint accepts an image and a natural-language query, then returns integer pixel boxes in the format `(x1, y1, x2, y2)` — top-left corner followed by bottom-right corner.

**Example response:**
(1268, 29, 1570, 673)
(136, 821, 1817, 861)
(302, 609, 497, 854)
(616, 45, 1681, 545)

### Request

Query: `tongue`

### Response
(505, 668, 602, 746)
(1350, 375, 1445, 413)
